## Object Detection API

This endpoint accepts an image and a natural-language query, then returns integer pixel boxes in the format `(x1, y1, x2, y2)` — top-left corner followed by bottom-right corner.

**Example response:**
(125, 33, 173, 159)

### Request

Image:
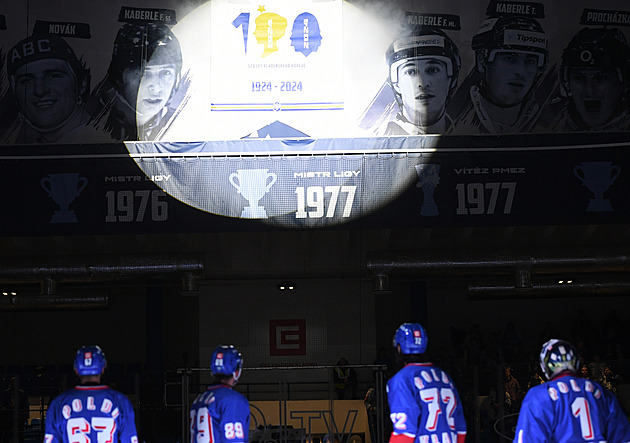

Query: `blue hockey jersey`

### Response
(44, 385, 138, 443)
(190, 384, 250, 443)
(514, 373, 630, 442)
(387, 363, 467, 443)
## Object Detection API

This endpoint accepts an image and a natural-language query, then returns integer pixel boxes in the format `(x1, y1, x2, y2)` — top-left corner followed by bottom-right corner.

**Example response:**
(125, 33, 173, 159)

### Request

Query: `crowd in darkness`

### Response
(417, 309, 630, 440)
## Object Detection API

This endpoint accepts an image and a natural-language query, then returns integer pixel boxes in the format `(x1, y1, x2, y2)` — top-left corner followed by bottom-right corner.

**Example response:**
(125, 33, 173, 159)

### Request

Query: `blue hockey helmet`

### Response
(211, 345, 243, 378)
(393, 322, 428, 354)
(74, 345, 107, 376)
(539, 338, 578, 380)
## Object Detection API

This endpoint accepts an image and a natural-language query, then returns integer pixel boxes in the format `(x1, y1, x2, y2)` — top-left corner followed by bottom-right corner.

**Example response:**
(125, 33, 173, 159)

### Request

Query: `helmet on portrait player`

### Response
(472, 16, 548, 73)
(560, 27, 630, 90)
(107, 22, 182, 91)
(211, 345, 243, 380)
(539, 338, 579, 380)
(386, 26, 461, 93)
(74, 345, 107, 376)
(7, 33, 91, 101)
(393, 322, 428, 355)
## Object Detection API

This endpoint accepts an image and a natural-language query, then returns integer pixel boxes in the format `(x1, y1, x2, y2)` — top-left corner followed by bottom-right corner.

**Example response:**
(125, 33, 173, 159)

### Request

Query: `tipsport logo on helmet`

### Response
(504, 29, 547, 49)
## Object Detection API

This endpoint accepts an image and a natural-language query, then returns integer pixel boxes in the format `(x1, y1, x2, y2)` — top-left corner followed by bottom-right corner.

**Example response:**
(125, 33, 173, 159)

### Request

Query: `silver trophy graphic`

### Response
(415, 163, 440, 216)
(41, 173, 88, 223)
(229, 168, 277, 218)
(574, 161, 621, 212)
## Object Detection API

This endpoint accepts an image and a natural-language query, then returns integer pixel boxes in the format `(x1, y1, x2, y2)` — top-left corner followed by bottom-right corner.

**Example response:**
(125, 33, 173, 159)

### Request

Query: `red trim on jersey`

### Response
(549, 371, 574, 381)
(457, 433, 466, 443)
(404, 362, 434, 368)
(389, 434, 414, 443)
(75, 385, 109, 390)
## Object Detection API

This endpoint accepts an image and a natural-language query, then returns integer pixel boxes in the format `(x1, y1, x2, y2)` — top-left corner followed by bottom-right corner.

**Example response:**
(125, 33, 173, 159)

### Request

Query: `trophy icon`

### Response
(415, 163, 440, 216)
(229, 168, 277, 218)
(41, 173, 88, 223)
(574, 161, 621, 212)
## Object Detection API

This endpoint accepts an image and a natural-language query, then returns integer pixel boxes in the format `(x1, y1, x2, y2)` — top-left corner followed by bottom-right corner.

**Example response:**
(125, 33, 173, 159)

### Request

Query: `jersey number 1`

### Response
(572, 397, 594, 440)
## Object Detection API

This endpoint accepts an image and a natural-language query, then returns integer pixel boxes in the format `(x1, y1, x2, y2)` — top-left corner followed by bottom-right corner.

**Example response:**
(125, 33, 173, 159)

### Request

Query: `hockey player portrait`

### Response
(378, 25, 461, 136)
(387, 323, 467, 443)
(538, 27, 630, 132)
(44, 345, 139, 443)
(3, 34, 105, 144)
(190, 345, 250, 443)
(88, 22, 187, 141)
(514, 339, 630, 443)
(452, 16, 549, 134)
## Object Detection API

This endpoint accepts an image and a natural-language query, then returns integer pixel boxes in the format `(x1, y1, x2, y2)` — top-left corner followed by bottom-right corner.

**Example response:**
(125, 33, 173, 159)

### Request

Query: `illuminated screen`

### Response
(2, 0, 630, 228)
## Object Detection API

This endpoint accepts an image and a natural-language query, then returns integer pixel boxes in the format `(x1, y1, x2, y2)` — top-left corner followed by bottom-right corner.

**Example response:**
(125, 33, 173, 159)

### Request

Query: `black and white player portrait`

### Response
(543, 27, 630, 132)
(89, 22, 187, 141)
(452, 16, 549, 134)
(3, 34, 104, 144)
(379, 26, 461, 135)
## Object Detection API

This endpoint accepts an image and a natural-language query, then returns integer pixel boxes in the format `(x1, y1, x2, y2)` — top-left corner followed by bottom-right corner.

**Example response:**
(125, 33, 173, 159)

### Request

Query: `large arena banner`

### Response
(1, 135, 629, 234)
(1, 0, 630, 230)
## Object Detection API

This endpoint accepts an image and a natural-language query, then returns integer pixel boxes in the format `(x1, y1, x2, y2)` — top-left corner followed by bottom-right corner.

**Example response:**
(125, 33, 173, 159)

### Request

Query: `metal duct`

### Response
(366, 249, 630, 276)
(0, 294, 109, 311)
(468, 280, 630, 299)
(0, 254, 204, 283)
(367, 249, 630, 295)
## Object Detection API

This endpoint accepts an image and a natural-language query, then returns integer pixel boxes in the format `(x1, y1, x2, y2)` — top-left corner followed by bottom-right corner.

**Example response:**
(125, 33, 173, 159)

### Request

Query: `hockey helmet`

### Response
(539, 338, 579, 380)
(211, 345, 243, 379)
(472, 16, 548, 70)
(561, 27, 630, 85)
(393, 322, 428, 354)
(386, 26, 461, 87)
(108, 22, 182, 86)
(7, 34, 91, 99)
(74, 345, 107, 376)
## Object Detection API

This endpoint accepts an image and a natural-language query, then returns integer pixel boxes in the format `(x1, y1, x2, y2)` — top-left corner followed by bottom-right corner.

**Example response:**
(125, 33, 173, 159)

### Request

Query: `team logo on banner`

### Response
(270, 319, 306, 356)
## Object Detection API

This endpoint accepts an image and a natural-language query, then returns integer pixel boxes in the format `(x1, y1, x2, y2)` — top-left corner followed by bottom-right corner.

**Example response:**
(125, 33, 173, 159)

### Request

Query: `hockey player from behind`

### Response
(44, 345, 138, 443)
(190, 345, 250, 443)
(514, 338, 630, 442)
(387, 323, 466, 443)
